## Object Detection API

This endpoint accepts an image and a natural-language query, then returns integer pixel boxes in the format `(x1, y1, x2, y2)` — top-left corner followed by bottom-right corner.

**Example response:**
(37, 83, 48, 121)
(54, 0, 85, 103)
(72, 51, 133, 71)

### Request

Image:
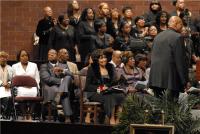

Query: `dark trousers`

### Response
(153, 87, 180, 100)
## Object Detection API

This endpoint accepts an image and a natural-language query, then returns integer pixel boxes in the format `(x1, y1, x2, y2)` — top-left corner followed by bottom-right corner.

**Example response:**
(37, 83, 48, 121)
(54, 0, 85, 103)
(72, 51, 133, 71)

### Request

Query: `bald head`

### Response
(112, 50, 122, 66)
(168, 16, 183, 33)
(58, 48, 69, 62)
(43, 6, 52, 17)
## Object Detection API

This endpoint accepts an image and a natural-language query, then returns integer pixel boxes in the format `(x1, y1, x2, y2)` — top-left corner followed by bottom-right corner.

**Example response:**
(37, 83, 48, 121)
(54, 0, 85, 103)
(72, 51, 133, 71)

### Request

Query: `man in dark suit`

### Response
(40, 49, 73, 123)
(149, 16, 188, 99)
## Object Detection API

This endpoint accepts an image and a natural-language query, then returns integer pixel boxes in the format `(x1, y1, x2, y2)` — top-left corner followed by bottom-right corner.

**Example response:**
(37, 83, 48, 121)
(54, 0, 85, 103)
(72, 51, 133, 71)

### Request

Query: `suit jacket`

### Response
(40, 62, 62, 86)
(149, 29, 188, 91)
(67, 61, 79, 75)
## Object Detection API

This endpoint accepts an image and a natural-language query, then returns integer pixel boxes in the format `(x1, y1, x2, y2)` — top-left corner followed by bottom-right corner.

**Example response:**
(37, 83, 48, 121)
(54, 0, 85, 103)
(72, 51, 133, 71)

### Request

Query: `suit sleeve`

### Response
(40, 64, 61, 86)
(174, 36, 188, 86)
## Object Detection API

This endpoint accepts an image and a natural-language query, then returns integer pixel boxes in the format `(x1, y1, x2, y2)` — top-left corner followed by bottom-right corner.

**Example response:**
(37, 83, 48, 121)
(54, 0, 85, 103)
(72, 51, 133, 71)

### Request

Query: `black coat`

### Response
(106, 18, 120, 38)
(36, 17, 54, 45)
(149, 29, 188, 92)
(113, 35, 133, 51)
(77, 21, 96, 61)
(48, 25, 76, 61)
(85, 63, 117, 94)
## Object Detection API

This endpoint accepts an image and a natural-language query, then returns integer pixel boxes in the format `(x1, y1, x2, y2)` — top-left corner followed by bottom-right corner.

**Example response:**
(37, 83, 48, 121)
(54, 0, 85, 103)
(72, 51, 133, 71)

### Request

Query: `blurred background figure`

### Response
(144, 0, 162, 26)
(36, 6, 56, 61)
(48, 14, 76, 62)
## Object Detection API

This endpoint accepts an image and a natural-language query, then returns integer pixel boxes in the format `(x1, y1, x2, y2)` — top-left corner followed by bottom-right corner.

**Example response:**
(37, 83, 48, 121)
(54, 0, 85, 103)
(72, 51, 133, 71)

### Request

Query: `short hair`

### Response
(91, 49, 106, 63)
(134, 16, 145, 24)
(121, 51, 134, 64)
(80, 8, 95, 21)
(16, 50, 30, 62)
(122, 6, 132, 14)
(58, 14, 68, 24)
(94, 19, 106, 32)
(0, 51, 9, 58)
(134, 53, 147, 66)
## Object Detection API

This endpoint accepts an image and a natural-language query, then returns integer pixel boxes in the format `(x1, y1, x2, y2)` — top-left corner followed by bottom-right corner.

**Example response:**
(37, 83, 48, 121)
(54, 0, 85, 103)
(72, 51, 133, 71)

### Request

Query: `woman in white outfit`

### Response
(12, 50, 40, 97)
(12, 50, 40, 120)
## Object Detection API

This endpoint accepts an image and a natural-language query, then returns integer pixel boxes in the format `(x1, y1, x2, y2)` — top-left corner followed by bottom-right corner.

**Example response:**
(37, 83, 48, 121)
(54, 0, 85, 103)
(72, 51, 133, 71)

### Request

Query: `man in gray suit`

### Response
(149, 16, 188, 99)
(40, 49, 73, 123)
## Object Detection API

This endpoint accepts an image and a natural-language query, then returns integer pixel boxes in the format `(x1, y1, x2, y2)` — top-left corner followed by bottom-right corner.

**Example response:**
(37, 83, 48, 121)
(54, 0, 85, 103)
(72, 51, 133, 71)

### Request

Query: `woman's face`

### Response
(20, 50, 29, 64)
(151, 3, 160, 11)
(122, 23, 131, 34)
(101, 4, 109, 16)
(126, 57, 135, 68)
(149, 25, 157, 36)
(124, 9, 133, 19)
(86, 8, 94, 20)
(136, 18, 145, 27)
(62, 15, 69, 27)
(160, 13, 167, 24)
(138, 60, 147, 70)
(72, 0, 79, 10)
(98, 55, 107, 66)
(99, 24, 107, 33)
(111, 10, 119, 19)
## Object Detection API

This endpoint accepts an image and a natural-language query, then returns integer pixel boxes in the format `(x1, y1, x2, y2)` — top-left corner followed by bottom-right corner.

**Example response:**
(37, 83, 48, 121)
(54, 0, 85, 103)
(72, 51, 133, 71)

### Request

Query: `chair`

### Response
(78, 74, 102, 124)
(11, 75, 43, 120)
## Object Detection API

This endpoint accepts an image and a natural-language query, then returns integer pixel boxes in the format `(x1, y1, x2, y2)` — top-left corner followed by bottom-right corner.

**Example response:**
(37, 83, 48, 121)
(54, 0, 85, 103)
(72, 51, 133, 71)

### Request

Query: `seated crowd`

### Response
(1, 0, 200, 125)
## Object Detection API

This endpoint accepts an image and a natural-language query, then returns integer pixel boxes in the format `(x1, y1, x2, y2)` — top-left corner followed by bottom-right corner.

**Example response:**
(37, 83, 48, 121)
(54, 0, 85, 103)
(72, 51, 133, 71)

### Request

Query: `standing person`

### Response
(155, 11, 170, 33)
(121, 6, 134, 27)
(78, 8, 96, 62)
(93, 19, 114, 61)
(48, 14, 76, 61)
(149, 16, 188, 99)
(113, 21, 133, 51)
(67, 0, 81, 27)
(36, 6, 55, 61)
(171, 0, 185, 17)
(144, 0, 162, 26)
(107, 8, 121, 39)
(97, 2, 110, 23)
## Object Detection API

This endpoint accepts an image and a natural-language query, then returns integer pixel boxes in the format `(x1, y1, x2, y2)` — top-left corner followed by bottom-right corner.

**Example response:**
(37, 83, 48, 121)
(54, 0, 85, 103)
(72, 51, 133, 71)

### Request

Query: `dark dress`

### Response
(106, 18, 121, 39)
(77, 21, 96, 62)
(85, 63, 125, 117)
(36, 17, 54, 61)
(48, 24, 76, 61)
(94, 33, 113, 61)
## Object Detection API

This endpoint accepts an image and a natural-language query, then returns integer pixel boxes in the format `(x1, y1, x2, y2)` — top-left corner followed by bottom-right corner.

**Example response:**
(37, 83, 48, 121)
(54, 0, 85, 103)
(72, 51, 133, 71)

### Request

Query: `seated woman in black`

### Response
(85, 49, 125, 125)
(113, 21, 133, 51)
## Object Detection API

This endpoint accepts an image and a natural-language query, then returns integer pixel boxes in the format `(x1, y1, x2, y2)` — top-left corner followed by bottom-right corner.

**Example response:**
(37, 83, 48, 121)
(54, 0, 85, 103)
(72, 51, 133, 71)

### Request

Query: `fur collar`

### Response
(91, 63, 114, 82)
